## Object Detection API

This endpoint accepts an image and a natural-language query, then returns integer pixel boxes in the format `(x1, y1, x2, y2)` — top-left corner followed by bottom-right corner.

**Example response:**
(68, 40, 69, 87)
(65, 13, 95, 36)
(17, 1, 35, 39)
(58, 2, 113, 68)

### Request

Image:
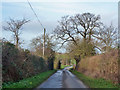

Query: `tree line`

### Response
(2, 12, 118, 83)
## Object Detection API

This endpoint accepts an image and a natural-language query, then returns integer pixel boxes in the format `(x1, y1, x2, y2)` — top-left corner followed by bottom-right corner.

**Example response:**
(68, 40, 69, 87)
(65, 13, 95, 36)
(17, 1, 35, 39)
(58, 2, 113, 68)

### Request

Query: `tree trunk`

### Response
(57, 60, 61, 69)
(15, 35, 19, 48)
(74, 55, 81, 70)
(75, 62, 79, 70)
(89, 30, 92, 42)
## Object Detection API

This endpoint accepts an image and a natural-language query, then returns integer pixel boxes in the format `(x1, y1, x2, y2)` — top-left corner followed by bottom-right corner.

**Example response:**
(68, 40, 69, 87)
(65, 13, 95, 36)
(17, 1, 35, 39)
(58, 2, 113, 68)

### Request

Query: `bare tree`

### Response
(93, 23, 117, 52)
(30, 34, 55, 58)
(3, 18, 30, 48)
(54, 13, 102, 69)
(70, 13, 102, 42)
(54, 15, 77, 46)
(54, 13, 102, 48)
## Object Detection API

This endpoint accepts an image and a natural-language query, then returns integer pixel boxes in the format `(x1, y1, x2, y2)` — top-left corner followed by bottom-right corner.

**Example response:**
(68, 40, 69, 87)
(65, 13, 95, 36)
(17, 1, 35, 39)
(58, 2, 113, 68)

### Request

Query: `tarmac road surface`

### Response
(36, 66, 88, 89)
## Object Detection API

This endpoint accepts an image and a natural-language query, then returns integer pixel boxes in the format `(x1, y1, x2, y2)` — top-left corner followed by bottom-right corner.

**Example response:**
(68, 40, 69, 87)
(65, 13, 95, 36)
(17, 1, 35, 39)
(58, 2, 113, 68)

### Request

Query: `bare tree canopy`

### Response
(30, 34, 55, 59)
(3, 18, 30, 48)
(93, 23, 117, 52)
(54, 13, 102, 48)
(72, 13, 102, 41)
(54, 15, 77, 46)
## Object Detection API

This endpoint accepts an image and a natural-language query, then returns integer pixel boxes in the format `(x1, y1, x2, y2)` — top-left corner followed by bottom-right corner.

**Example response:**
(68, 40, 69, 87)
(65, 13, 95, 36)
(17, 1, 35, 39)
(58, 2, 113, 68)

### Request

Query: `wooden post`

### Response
(43, 28, 46, 58)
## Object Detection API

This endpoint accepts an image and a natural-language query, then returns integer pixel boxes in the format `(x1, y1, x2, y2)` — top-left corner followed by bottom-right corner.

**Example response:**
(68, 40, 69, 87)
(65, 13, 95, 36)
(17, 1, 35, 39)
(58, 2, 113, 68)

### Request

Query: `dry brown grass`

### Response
(77, 50, 118, 84)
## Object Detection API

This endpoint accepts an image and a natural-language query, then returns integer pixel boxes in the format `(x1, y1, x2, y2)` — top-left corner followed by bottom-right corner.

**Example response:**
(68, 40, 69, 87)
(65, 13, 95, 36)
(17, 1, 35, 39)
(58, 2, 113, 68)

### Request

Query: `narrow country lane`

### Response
(37, 70, 63, 88)
(36, 66, 89, 89)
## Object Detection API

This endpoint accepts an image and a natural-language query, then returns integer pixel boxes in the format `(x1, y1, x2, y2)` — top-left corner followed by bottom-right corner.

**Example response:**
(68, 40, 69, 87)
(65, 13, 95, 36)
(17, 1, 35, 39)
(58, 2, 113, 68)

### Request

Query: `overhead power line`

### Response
(27, 0, 46, 58)
(27, 0, 44, 29)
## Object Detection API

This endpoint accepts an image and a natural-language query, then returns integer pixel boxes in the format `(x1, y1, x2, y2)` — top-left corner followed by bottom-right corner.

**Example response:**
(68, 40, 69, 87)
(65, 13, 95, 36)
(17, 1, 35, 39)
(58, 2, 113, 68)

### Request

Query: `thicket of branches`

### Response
(3, 18, 30, 48)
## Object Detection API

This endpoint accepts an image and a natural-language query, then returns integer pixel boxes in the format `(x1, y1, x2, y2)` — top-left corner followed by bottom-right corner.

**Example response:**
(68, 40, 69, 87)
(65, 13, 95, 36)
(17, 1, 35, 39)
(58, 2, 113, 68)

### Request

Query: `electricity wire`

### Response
(27, 0, 45, 29)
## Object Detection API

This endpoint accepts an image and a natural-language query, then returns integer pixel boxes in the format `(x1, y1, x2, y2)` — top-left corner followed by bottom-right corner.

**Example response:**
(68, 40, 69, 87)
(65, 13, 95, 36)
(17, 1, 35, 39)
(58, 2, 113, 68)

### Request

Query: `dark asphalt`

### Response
(36, 66, 88, 88)
(63, 70, 87, 88)
(37, 70, 63, 88)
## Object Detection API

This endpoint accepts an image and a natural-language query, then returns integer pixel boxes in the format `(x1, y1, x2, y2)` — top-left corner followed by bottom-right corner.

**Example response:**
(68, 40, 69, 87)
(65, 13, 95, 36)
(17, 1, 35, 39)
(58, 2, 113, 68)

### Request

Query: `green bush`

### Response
(2, 41, 48, 83)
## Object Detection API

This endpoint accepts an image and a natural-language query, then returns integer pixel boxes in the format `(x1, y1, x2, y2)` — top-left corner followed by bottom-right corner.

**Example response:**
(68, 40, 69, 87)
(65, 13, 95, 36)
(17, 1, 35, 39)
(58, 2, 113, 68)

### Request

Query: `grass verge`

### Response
(2, 70, 56, 88)
(70, 70, 120, 88)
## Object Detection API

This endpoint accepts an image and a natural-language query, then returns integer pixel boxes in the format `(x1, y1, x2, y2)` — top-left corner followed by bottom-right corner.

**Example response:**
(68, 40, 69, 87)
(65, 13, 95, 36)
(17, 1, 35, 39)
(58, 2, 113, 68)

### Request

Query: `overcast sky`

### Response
(2, 1, 118, 52)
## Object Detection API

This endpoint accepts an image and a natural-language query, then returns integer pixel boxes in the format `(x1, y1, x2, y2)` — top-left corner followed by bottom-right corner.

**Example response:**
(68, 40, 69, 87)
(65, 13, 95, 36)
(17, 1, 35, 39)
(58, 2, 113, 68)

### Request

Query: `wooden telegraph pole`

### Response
(27, 0, 46, 58)
(43, 28, 45, 58)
